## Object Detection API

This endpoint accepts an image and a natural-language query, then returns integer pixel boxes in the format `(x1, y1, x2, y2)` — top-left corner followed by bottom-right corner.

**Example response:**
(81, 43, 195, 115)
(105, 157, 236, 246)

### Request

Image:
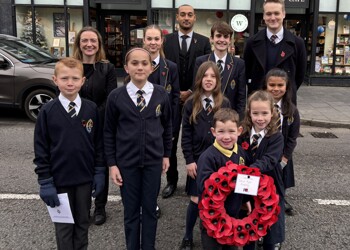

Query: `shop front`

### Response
(6, 0, 350, 85)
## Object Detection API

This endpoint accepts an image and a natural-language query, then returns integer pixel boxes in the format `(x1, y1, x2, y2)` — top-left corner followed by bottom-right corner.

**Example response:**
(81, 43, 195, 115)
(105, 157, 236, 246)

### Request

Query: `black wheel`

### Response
(24, 89, 56, 122)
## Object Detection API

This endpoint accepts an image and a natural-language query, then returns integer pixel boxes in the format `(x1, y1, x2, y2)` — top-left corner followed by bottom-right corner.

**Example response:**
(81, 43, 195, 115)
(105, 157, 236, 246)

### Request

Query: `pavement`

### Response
(297, 85, 350, 128)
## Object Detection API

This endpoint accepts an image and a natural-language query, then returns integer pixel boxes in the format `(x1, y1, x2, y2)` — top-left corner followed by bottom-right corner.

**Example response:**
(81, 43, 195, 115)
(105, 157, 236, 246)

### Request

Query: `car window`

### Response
(0, 38, 58, 64)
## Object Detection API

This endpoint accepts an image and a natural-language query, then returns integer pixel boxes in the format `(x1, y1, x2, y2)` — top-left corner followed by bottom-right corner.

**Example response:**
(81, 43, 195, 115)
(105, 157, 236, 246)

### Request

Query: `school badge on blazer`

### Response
(239, 156, 245, 165)
(81, 119, 94, 133)
(287, 116, 294, 125)
(230, 80, 236, 90)
(165, 84, 172, 94)
(155, 104, 162, 117)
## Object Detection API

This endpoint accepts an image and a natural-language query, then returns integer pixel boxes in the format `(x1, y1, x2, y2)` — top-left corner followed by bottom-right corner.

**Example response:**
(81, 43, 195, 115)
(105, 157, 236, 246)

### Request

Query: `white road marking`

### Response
(0, 194, 122, 202)
(313, 199, 350, 206)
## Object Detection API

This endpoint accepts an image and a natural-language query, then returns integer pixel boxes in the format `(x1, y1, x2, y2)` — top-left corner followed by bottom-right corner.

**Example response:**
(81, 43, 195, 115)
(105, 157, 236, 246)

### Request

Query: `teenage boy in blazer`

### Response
(194, 21, 246, 119)
(162, 4, 211, 198)
(243, 0, 306, 104)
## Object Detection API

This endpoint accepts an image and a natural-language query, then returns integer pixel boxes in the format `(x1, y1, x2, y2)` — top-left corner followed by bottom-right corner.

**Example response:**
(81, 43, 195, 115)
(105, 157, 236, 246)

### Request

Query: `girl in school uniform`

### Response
(143, 24, 180, 217)
(240, 90, 285, 250)
(104, 48, 172, 250)
(180, 61, 231, 249)
(263, 68, 300, 216)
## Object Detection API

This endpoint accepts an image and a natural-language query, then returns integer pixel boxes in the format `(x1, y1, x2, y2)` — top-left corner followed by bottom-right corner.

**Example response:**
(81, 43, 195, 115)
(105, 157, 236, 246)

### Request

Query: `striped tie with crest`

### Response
(204, 98, 212, 115)
(274, 104, 282, 131)
(136, 90, 146, 112)
(250, 134, 261, 156)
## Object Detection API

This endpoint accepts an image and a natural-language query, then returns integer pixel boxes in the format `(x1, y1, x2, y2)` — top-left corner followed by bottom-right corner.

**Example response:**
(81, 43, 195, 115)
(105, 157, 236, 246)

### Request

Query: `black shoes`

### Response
(285, 200, 295, 216)
(93, 207, 106, 225)
(162, 183, 177, 198)
(179, 238, 194, 250)
(156, 205, 161, 219)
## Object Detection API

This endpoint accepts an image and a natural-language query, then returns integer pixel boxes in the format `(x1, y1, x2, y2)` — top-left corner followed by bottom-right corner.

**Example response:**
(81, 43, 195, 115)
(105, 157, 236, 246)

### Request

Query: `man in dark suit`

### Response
(163, 4, 211, 200)
(243, 0, 306, 104)
(194, 21, 246, 119)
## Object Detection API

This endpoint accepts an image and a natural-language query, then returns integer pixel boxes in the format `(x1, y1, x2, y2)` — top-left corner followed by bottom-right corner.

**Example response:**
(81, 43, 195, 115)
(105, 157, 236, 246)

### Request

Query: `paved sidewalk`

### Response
(297, 85, 350, 128)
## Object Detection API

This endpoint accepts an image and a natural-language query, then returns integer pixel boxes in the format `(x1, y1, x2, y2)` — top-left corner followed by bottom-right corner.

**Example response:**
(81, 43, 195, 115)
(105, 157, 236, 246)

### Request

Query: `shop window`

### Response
(335, 14, 350, 75)
(152, 10, 174, 34)
(229, 1, 251, 11)
(16, 6, 83, 57)
(34, 0, 64, 5)
(152, 0, 172, 8)
(229, 12, 250, 57)
(319, 0, 337, 12)
(175, 0, 226, 10)
(315, 14, 336, 75)
(194, 11, 228, 38)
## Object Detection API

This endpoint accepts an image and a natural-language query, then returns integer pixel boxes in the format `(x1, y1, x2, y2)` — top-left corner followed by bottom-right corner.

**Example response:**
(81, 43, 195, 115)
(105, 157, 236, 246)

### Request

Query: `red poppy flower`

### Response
(233, 220, 249, 246)
(241, 141, 249, 150)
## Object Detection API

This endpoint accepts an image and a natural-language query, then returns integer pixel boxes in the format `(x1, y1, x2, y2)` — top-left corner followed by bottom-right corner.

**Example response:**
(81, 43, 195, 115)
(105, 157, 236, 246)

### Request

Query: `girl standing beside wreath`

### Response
(240, 90, 285, 250)
(180, 61, 231, 249)
(263, 68, 300, 217)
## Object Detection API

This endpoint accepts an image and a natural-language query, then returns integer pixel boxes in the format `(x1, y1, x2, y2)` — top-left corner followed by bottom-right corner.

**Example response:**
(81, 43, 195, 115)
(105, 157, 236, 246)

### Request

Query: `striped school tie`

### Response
(274, 104, 282, 131)
(270, 34, 278, 44)
(250, 134, 260, 156)
(216, 59, 224, 77)
(204, 98, 212, 115)
(68, 102, 77, 118)
(136, 90, 146, 112)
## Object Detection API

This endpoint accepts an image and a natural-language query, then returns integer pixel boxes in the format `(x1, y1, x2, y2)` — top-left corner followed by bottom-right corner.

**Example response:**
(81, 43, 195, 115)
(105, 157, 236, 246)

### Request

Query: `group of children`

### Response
(33, 24, 299, 250)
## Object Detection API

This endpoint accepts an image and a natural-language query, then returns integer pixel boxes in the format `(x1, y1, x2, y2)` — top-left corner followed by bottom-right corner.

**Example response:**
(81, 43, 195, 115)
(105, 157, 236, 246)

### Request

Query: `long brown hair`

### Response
(143, 24, 165, 58)
(73, 26, 106, 62)
(188, 61, 224, 124)
(241, 90, 279, 137)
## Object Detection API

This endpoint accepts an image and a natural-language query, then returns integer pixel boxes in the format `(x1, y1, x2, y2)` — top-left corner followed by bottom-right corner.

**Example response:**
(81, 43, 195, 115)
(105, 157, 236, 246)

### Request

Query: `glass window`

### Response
(34, 0, 64, 5)
(339, 0, 350, 12)
(335, 14, 350, 75)
(194, 11, 228, 38)
(15, 0, 30, 4)
(314, 14, 336, 75)
(67, 8, 84, 56)
(229, 0, 251, 10)
(152, 0, 172, 8)
(152, 10, 174, 34)
(67, 0, 83, 5)
(175, 0, 226, 10)
(319, 0, 336, 12)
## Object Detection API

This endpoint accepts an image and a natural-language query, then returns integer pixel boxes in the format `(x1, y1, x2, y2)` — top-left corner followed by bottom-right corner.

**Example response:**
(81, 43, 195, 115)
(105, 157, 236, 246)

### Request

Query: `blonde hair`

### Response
(143, 25, 165, 58)
(54, 57, 84, 77)
(188, 61, 224, 124)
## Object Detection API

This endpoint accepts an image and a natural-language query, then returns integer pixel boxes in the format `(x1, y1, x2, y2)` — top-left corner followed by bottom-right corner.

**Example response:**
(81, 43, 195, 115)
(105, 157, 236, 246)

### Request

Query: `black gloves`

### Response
(92, 167, 105, 198)
(38, 177, 60, 208)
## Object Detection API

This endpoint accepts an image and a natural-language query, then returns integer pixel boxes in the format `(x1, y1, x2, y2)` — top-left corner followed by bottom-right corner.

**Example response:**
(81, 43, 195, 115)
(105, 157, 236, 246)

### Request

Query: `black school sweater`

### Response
(104, 84, 172, 168)
(34, 98, 103, 187)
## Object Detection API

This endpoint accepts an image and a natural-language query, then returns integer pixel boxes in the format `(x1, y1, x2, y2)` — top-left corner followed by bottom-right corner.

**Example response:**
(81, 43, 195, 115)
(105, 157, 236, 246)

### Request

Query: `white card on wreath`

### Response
(234, 174, 260, 196)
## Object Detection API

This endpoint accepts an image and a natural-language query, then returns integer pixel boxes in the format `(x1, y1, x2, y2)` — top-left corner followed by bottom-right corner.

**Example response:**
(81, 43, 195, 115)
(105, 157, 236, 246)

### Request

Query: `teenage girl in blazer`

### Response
(180, 61, 230, 249)
(240, 90, 284, 250)
(143, 24, 180, 218)
(263, 68, 300, 216)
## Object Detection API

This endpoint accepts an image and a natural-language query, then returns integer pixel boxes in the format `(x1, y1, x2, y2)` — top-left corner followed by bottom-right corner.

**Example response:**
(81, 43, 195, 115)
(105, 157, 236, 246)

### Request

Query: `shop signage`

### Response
(230, 14, 248, 33)
(284, 0, 309, 8)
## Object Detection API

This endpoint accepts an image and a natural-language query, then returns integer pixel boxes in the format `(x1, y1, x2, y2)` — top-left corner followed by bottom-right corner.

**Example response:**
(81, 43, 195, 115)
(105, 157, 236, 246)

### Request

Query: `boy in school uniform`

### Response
(194, 21, 247, 119)
(34, 57, 105, 250)
(197, 108, 247, 249)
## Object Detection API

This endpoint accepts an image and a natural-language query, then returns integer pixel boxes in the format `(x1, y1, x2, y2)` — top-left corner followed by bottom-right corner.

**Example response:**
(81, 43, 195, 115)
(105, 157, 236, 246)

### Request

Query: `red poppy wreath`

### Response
(198, 161, 280, 247)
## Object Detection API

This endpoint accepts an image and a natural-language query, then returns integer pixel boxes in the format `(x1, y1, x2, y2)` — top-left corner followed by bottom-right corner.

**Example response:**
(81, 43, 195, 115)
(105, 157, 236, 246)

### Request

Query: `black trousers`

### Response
(55, 183, 92, 250)
(94, 165, 109, 209)
(119, 164, 162, 250)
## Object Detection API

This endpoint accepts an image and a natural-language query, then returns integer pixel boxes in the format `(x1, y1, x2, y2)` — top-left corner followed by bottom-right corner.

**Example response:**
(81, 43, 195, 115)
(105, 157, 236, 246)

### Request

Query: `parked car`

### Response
(0, 34, 58, 122)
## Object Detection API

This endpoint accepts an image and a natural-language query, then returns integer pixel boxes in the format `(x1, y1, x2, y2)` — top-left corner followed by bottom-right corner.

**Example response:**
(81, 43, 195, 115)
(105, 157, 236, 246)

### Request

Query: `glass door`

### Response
(101, 12, 147, 76)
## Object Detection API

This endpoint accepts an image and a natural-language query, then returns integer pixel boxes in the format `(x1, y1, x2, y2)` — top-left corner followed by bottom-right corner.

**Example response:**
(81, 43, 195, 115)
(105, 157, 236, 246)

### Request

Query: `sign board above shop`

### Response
(284, 0, 309, 8)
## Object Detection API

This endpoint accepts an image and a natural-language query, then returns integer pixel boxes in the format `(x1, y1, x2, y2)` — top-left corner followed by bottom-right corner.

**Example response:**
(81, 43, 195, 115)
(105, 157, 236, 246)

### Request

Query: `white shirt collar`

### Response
(128, 81, 153, 95)
(153, 55, 160, 66)
(59, 93, 81, 112)
(201, 94, 214, 108)
(214, 52, 227, 64)
(178, 30, 193, 39)
(250, 127, 266, 139)
(266, 27, 284, 43)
